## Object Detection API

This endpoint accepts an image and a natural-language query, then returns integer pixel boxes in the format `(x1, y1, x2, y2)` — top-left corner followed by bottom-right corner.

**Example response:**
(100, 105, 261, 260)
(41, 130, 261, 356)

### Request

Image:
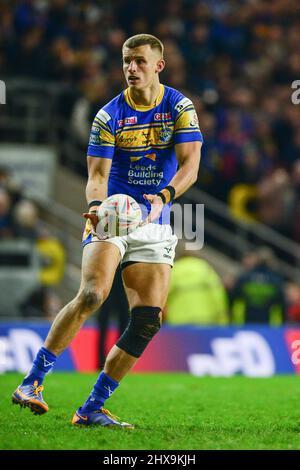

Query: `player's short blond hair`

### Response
(122, 34, 164, 58)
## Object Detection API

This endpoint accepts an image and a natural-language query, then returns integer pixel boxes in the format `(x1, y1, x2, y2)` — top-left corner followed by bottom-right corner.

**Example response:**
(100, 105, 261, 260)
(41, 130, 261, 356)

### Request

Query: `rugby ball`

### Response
(97, 194, 142, 237)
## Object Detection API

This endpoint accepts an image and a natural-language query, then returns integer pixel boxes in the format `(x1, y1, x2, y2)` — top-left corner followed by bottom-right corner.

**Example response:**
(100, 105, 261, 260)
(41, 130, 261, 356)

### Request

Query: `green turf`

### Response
(1, 372, 300, 450)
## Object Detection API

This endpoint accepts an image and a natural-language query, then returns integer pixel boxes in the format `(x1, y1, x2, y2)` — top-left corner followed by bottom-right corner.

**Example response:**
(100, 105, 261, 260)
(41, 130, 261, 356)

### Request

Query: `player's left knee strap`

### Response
(116, 306, 161, 358)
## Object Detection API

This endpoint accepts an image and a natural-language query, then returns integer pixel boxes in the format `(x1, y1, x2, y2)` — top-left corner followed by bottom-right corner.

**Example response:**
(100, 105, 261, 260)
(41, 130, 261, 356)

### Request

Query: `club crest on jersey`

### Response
(159, 127, 173, 142)
(154, 112, 172, 121)
(118, 116, 137, 127)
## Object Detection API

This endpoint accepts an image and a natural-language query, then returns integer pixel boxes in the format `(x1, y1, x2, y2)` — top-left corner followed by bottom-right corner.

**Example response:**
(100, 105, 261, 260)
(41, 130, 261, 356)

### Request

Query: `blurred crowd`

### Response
(1, 0, 300, 239)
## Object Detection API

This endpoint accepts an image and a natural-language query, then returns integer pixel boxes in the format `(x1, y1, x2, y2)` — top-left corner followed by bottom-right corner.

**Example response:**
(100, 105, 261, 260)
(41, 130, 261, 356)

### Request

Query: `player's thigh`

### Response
(122, 262, 171, 310)
(80, 241, 121, 295)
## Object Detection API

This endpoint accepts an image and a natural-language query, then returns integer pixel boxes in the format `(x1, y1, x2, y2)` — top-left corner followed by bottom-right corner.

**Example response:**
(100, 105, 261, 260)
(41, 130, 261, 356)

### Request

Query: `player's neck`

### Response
(129, 81, 161, 107)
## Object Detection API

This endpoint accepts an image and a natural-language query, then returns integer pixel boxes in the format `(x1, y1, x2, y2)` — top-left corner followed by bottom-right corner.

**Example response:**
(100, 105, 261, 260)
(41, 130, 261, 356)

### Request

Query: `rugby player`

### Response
(12, 34, 203, 428)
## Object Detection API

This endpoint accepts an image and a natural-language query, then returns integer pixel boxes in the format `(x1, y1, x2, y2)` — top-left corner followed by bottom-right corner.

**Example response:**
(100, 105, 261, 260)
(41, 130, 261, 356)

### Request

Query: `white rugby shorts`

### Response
(88, 223, 178, 266)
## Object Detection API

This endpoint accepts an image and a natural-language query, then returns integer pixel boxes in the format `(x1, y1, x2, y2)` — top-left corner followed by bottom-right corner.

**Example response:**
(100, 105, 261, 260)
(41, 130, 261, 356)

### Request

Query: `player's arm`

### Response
(83, 156, 112, 234)
(86, 156, 112, 210)
(166, 140, 202, 197)
(164, 98, 203, 200)
(83, 107, 115, 232)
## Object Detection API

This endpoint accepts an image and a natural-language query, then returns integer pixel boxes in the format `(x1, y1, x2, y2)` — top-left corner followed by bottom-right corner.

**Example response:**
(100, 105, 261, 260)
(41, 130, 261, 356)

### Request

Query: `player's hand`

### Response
(139, 194, 164, 226)
(82, 211, 110, 240)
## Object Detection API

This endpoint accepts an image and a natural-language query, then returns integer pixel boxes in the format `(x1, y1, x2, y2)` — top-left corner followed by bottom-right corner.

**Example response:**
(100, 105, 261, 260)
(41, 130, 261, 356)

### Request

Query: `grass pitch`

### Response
(1, 372, 300, 450)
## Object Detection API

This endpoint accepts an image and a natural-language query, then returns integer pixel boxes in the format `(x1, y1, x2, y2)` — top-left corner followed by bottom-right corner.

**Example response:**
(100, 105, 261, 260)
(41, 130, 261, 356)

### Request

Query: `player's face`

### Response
(122, 45, 164, 90)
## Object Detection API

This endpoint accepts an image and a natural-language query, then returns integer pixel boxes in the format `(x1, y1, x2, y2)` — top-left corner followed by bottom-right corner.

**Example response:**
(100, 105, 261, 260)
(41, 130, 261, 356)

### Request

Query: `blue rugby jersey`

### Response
(87, 84, 203, 224)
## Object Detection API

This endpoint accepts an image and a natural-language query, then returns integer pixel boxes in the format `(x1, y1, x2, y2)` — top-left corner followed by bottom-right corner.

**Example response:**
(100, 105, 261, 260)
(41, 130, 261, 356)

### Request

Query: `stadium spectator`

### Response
(71, 76, 110, 149)
(285, 282, 300, 324)
(12, 199, 39, 240)
(0, 167, 22, 208)
(166, 246, 229, 325)
(0, 188, 13, 239)
(288, 160, 300, 245)
(9, 26, 48, 79)
(256, 168, 292, 236)
(230, 247, 286, 325)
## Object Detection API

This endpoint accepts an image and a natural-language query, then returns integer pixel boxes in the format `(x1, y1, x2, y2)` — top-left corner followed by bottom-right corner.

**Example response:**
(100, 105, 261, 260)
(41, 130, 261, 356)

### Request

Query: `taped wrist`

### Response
(116, 306, 161, 358)
(157, 185, 176, 204)
(88, 200, 102, 210)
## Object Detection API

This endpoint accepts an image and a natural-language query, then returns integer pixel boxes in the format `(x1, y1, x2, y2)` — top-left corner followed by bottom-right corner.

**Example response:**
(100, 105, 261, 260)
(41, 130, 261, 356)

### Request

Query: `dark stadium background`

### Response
(1, 0, 300, 451)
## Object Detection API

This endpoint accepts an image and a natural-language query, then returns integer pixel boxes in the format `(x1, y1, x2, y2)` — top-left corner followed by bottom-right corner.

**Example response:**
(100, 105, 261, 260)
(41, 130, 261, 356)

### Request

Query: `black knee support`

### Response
(116, 306, 161, 358)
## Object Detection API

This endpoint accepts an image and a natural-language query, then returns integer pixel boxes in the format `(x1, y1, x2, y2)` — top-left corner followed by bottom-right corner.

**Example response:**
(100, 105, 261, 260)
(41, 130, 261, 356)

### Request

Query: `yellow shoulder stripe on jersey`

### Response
(119, 142, 173, 152)
(174, 129, 199, 134)
(97, 142, 115, 147)
(175, 105, 195, 121)
(116, 121, 173, 133)
(94, 118, 111, 132)
(124, 84, 165, 111)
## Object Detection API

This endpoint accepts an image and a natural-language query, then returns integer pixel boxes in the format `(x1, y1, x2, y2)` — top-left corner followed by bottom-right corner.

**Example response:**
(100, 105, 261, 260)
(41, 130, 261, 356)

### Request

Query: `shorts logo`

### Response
(163, 247, 172, 258)
(118, 116, 137, 127)
(154, 112, 171, 121)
